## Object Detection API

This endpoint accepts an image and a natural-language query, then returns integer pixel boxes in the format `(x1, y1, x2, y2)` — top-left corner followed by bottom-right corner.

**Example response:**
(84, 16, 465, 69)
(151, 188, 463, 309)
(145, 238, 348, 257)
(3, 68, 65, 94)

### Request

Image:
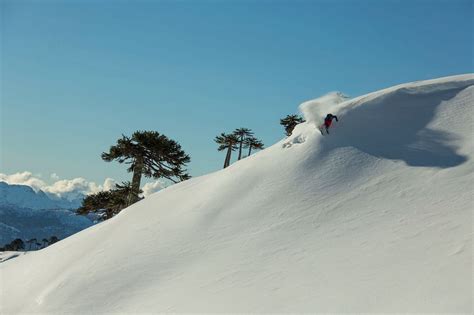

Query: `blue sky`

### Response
(1, 0, 472, 186)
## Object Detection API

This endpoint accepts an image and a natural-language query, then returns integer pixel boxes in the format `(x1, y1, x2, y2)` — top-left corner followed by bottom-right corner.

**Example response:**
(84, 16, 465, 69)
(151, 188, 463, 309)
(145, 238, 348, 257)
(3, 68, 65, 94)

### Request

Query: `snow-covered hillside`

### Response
(1, 74, 472, 313)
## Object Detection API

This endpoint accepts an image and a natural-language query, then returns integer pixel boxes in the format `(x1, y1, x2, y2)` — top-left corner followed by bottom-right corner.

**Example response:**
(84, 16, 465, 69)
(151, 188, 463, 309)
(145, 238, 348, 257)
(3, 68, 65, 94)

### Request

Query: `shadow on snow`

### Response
(320, 87, 468, 168)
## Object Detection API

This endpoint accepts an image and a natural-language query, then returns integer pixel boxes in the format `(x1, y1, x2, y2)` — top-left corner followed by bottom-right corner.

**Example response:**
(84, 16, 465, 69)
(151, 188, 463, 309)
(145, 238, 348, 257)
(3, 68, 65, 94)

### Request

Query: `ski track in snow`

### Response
(0, 74, 473, 313)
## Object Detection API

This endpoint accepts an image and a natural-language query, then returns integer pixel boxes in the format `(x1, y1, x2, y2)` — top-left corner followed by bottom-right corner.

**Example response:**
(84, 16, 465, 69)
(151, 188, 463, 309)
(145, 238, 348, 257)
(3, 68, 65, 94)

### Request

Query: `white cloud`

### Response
(0, 172, 117, 201)
(103, 178, 117, 191)
(0, 171, 47, 192)
(0, 171, 166, 201)
(42, 178, 108, 201)
(141, 180, 166, 198)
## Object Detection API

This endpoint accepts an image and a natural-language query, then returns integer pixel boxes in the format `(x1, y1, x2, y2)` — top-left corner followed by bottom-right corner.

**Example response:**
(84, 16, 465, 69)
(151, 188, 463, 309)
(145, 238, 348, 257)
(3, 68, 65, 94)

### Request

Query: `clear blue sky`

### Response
(1, 0, 472, 185)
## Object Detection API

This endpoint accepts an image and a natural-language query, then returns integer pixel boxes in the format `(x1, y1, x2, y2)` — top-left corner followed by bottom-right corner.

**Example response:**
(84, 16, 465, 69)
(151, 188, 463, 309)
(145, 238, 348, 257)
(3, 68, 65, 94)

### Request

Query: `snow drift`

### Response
(299, 91, 348, 125)
(1, 74, 473, 313)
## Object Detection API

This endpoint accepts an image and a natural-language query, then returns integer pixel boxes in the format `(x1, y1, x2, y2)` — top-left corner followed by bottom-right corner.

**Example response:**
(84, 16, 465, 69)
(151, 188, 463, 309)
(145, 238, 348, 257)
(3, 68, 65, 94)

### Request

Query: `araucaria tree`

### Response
(233, 128, 254, 160)
(280, 114, 305, 136)
(26, 238, 37, 250)
(244, 136, 264, 156)
(77, 182, 140, 220)
(215, 133, 239, 168)
(102, 130, 190, 205)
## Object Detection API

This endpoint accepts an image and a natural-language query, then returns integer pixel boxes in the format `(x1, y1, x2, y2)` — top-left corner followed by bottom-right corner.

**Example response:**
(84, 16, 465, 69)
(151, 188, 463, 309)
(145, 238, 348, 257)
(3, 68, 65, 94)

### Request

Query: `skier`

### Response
(322, 113, 338, 134)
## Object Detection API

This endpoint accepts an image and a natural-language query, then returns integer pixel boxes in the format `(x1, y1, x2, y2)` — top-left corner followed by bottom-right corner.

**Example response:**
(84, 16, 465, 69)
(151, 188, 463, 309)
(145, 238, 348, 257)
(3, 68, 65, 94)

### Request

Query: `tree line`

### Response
(215, 128, 264, 168)
(1, 236, 59, 251)
(77, 114, 305, 221)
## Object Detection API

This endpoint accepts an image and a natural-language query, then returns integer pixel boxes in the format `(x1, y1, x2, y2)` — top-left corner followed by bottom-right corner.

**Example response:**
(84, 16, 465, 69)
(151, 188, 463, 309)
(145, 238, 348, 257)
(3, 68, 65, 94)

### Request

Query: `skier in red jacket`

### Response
(322, 113, 338, 134)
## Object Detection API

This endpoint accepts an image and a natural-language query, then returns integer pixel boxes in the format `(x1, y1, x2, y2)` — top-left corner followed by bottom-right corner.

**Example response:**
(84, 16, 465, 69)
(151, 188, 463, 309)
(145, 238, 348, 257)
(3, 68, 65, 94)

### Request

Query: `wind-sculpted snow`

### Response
(299, 91, 348, 125)
(297, 85, 471, 168)
(322, 87, 468, 168)
(1, 74, 473, 313)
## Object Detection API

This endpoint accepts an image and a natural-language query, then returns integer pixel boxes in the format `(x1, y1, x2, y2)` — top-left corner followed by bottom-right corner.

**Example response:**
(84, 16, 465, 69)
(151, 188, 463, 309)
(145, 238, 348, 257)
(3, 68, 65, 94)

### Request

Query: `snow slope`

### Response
(0, 251, 26, 264)
(1, 74, 473, 313)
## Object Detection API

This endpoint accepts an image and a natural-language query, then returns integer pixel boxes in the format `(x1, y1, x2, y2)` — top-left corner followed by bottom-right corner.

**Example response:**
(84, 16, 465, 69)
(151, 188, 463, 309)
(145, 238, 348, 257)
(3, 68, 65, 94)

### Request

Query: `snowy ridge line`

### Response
(1, 75, 473, 313)
(338, 73, 474, 111)
(292, 74, 473, 148)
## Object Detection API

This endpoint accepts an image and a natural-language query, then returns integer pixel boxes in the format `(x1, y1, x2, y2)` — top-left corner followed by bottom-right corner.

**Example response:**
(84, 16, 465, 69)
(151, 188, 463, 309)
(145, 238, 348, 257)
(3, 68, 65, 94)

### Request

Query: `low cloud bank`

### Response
(0, 171, 165, 201)
(141, 180, 166, 198)
(0, 172, 115, 201)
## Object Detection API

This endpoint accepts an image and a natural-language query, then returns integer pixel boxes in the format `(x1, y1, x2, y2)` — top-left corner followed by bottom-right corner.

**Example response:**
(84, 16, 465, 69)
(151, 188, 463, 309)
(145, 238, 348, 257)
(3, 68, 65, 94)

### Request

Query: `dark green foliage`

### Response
(77, 182, 141, 220)
(49, 236, 59, 245)
(215, 129, 264, 167)
(233, 128, 254, 160)
(0, 236, 61, 252)
(1, 238, 25, 251)
(244, 136, 265, 156)
(76, 191, 112, 216)
(111, 182, 137, 211)
(102, 130, 190, 205)
(26, 238, 37, 250)
(11, 238, 24, 250)
(280, 115, 305, 136)
(215, 133, 239, 168)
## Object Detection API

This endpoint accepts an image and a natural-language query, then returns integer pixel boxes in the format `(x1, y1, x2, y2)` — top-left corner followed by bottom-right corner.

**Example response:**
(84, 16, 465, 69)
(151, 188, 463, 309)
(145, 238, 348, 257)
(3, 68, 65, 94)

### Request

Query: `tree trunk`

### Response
(223, 148, 228, 168)
(238, 137, 243, 160)
(248, 146, 252, 157)
(224, 146, 232, 168)
(130, 156, 144, 205)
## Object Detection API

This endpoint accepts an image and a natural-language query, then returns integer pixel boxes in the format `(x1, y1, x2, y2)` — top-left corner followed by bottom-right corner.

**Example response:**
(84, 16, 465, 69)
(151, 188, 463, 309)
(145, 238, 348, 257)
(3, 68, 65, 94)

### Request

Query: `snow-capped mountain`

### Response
(1, 74, 472, 313)
(0, 182, 92, 244)
(0, 205, 93, 245)
(0, 181, 82, 210)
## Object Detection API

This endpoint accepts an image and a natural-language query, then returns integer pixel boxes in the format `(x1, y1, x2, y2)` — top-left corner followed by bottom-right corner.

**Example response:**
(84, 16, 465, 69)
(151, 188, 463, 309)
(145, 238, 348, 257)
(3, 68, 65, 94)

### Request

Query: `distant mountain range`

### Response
(0, 181, 83, 210)
(0, 181, 93, 245)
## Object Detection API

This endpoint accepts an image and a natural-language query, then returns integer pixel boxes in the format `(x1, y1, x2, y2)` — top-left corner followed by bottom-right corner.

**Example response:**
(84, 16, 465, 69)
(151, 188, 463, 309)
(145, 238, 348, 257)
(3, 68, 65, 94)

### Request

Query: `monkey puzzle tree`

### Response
(244, 136, 264, 156)
(233, 128, 254, 160)
(280, 114, 305, 136)
(102, 131, 190, 205)
(77, 191, 112, 216)
(49, 236, 59, 245)
(3, 238, 24, 251)
(215, 133, 239, 168)
(110, 181, 136, 210)
(77, 182, 142, 220)
(26, 238, 37, 250)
